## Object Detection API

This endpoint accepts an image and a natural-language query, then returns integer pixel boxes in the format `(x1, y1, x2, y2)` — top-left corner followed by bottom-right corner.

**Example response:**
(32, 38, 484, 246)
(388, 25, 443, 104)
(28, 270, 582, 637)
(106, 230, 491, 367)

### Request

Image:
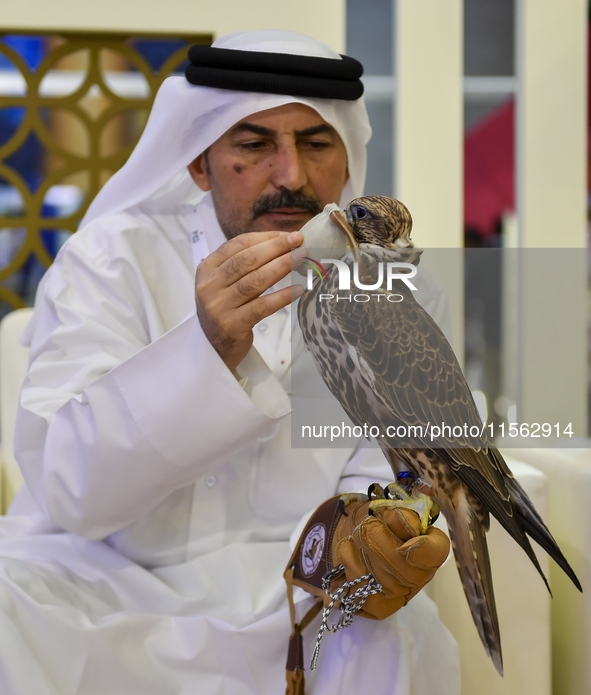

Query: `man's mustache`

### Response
(251, 191, 323, 219)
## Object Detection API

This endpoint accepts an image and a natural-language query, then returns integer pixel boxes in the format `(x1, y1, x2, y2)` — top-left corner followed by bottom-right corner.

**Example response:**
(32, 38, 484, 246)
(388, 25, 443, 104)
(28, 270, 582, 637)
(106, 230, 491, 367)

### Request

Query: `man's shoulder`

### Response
(63, 207, 190, 264)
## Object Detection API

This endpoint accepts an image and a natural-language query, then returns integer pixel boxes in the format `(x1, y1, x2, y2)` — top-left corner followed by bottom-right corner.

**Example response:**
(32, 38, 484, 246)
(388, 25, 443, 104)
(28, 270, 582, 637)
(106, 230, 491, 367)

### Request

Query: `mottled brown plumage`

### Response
(298, 195, 582, 674)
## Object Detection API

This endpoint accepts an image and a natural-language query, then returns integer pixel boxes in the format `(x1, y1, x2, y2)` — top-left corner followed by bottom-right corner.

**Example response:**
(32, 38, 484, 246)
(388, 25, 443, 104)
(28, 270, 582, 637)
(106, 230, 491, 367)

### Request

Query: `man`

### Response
(0, 30, 459, 694)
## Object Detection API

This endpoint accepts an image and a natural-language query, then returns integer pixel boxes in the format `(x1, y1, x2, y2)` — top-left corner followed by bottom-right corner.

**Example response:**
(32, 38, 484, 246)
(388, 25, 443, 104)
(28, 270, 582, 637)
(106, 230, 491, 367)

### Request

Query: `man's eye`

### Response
(238, 141, 269, 151)
(303, 140, 331, 150)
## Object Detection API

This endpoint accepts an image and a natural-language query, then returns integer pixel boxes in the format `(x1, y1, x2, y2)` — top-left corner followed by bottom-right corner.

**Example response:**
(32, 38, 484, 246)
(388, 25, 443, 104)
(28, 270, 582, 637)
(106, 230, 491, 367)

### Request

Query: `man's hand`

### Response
(286, 492, 450, 621)
(195, 231, 306, 371)
(330, 495, 450, 620)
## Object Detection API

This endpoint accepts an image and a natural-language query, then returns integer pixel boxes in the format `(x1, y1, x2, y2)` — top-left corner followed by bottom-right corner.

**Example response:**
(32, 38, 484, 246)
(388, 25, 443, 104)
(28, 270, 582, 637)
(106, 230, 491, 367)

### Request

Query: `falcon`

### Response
(297, 195, 582, 674)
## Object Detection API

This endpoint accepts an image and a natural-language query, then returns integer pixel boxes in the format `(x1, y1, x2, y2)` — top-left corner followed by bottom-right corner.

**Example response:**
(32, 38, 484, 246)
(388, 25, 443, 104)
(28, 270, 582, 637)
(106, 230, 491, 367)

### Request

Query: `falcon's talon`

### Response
(375, 484, 435, 534)
(367, 483, 386, 500)
(385, 483, 412, 502)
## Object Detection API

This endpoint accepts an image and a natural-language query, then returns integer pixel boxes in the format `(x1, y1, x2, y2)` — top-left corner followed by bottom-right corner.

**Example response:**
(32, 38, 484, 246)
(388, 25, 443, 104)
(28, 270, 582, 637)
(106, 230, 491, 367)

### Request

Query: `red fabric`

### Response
(464, 100, 514, 238)
(465, 24, 589, 238)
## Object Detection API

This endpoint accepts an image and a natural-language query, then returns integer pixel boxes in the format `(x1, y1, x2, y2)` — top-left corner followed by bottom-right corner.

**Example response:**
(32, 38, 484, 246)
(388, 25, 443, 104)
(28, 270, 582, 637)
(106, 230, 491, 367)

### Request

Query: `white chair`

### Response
(0, 307, 33, 513)
(498, 447, 591, 695)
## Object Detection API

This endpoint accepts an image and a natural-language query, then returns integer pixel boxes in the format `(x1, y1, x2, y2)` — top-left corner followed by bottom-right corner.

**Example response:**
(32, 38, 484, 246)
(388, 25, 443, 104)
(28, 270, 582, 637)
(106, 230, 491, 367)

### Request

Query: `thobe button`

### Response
(205, 475, 217, 488)
(258, 323, 269, 335)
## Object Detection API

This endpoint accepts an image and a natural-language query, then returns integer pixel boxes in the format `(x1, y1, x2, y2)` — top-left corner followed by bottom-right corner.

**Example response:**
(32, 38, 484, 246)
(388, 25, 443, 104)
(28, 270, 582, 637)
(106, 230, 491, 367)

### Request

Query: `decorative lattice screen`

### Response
(0, 30, 211, 313)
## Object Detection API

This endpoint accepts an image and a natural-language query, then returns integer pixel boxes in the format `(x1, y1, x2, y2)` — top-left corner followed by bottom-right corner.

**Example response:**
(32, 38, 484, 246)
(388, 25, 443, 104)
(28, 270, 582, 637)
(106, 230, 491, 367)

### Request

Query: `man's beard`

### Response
(251, 190, 323, 221)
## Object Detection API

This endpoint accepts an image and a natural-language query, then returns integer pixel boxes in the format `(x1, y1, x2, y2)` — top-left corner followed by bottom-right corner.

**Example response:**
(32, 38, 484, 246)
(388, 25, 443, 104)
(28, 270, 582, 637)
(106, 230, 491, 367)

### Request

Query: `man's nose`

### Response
(269, 142, 308, 191)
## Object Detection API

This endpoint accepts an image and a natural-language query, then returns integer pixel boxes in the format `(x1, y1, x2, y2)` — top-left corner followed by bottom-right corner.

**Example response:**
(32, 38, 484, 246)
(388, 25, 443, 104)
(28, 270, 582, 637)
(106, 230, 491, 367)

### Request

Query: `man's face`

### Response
(188, 103, 349, 238)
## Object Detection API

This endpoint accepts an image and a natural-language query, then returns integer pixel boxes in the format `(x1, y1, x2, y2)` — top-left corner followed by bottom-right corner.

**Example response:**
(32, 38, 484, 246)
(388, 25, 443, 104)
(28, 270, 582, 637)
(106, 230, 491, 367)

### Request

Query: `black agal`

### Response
(185, 44, 364, 101)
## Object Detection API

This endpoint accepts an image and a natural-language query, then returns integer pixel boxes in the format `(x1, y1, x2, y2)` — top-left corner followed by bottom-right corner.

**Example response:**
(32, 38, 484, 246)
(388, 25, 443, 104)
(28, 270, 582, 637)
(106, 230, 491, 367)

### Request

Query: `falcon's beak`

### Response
(329, 210, 363, 266)
(329, 209, 370, 281)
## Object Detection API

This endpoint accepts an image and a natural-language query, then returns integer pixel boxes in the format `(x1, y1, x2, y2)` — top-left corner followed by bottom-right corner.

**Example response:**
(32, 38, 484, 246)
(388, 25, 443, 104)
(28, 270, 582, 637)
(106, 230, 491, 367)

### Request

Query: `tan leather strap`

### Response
(284, 566, 323, 695)
(300, 601, 322, 631)
(285, 566, 297, 636)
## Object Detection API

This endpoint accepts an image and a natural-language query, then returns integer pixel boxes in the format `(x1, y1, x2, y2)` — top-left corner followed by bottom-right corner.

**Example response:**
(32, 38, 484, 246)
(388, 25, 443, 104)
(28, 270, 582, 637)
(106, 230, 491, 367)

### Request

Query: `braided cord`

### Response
(310, 565, 383, 671)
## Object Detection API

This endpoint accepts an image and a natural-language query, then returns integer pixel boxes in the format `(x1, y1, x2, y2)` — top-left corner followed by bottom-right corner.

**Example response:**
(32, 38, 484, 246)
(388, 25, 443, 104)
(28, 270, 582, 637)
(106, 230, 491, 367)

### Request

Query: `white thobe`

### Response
(0, 188, 460, 694)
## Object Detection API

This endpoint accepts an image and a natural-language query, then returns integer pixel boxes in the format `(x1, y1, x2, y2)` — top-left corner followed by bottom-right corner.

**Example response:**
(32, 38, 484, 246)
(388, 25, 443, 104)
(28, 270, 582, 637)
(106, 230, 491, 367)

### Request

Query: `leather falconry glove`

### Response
(283, 483, 450, 695)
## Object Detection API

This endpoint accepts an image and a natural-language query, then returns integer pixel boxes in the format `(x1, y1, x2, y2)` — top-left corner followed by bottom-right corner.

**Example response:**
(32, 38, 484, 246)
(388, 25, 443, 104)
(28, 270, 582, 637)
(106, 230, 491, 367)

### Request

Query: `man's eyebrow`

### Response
(232, 123, 277, 137)
(230, 123, 336, 138)
(295, 124, 335, 138)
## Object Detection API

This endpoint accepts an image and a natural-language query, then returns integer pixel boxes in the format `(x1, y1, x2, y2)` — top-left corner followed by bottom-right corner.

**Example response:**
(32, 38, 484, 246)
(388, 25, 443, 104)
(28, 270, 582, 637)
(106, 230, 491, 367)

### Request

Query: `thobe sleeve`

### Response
(15, 232, 290, 540)
(289, 445, 393, 552)
(335, 445, 394, 493)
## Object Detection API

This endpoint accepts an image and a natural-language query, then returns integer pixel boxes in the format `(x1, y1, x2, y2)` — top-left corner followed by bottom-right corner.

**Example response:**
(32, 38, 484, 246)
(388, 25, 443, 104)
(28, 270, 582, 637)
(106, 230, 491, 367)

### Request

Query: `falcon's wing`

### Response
(327, 283, 514, 503)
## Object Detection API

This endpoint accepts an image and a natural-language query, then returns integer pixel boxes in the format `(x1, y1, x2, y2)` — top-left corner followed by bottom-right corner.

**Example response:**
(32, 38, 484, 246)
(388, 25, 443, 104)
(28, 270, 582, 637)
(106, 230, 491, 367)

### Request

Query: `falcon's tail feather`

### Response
(447, 499, 504, 675)
(505, 476, 582, 593)
(452, 447, 582, 594)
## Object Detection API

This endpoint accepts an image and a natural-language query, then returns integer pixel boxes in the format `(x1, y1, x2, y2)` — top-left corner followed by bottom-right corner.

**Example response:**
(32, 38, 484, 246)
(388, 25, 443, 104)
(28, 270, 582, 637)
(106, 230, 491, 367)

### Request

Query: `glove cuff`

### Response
(286, 495, 344, 601)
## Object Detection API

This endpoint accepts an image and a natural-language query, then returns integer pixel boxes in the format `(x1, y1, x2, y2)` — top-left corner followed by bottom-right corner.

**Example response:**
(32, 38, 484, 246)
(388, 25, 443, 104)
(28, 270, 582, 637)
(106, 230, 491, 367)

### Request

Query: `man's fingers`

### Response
(379, 507, 450, 569)
(207, 231, 285, 266)
(397, 527, 451, 570)
(381, 507, 422, 541)
(230, 248, 306, 305)
(356, 515, 449, 578)
(219, 233, 304, 287)
(194, 229, 304, 372)
(354, 517, 435, 588)
(238, 284, 304, 326)
(207, 231, 302, 271)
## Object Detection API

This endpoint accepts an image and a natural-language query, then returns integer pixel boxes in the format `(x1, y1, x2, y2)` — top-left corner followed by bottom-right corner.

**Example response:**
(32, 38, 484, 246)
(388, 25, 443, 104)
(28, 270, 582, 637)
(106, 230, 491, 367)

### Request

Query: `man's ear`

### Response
(187, 153, 211, 191)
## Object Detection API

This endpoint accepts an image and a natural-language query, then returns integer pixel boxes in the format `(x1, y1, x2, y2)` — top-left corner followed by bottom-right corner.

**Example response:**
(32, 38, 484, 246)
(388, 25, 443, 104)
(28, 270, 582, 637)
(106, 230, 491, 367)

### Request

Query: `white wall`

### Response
(2, 0, 346, 53)
(394, 0, 464, 359)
